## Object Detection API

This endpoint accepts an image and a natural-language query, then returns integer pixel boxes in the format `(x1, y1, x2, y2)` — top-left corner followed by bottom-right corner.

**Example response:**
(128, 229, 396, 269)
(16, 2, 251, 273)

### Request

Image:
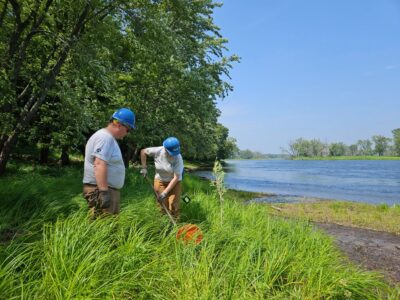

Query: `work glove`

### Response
(98, 190, 111, 209)
(158, 192, 167, 202)
(140, 168, 148, 177)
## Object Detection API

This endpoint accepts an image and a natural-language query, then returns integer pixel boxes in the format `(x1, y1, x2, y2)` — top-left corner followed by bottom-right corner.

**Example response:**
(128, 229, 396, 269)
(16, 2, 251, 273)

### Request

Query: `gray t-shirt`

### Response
(83, 128, 125, 189)
(146, 146, 184, 182)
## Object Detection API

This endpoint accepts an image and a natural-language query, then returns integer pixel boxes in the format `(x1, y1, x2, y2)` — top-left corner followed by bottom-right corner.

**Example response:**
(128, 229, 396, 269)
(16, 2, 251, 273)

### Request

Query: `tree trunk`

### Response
(0, 133, 18, 175)
(60, 146, 70, 166)
(39, 146, 49, 164)
(0, 134, 7, 153)
(0, 4, 90, 175)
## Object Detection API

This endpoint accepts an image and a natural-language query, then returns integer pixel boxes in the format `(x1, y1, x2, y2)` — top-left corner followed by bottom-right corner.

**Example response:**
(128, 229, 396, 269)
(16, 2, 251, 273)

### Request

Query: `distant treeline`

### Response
(229, 149, 288, 160)
(283, 129, 400, 158)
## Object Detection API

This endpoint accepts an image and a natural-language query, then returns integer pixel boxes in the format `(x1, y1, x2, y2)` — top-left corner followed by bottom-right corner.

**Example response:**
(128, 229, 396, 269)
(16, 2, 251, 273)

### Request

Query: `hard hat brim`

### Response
(165, 148, 180, 156)
(113, 117, 135, 129)
(124, 122, 135, 129)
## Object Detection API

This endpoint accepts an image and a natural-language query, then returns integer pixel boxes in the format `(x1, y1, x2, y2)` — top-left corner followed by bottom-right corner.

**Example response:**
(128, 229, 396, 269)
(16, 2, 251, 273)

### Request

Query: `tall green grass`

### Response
(270, 201, 400, 235)
(0, 166, 398, 299)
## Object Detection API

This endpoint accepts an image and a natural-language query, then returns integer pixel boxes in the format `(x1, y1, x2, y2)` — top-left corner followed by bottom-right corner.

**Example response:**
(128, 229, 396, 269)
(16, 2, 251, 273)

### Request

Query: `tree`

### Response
(286, 138, 326, 158)
(213, 125, 238, 160)
(224, 138, 239, 159)
(105, 0, 239, 162)
(0, 0, 125, 174)
(0, 0, 238, 173)
(287, 138, 309, 157)
(309, 139, 326, 157)
(372, 135, 391, 156)
(329, 142, 347, 156)
(347, 144, 359, 156)
(392, 128, 400, 156)
(238, 149, 254, 159)
(357, 139, 373, 156)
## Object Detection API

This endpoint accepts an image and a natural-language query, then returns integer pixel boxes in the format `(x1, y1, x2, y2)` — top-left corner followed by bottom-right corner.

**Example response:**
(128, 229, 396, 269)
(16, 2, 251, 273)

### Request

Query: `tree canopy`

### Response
(0, 0, 239, 174)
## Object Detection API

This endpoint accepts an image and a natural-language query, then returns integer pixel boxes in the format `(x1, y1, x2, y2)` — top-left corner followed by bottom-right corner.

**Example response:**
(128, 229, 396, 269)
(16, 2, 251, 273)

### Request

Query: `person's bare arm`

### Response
(140, 148, 148, 169)
(140, 149, 149, 177)
(162, 173, 179, 196)
(94, 157, 108, 191)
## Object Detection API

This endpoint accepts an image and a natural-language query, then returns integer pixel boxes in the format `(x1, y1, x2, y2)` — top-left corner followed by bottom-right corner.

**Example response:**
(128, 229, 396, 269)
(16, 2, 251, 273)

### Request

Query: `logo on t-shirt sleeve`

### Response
(96, 148, 102, 153)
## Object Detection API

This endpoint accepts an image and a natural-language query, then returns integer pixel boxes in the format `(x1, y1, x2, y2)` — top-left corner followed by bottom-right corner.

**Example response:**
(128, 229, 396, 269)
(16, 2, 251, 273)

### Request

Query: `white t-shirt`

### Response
(146, 146, 184, 182)
(83, 128, 125, 189)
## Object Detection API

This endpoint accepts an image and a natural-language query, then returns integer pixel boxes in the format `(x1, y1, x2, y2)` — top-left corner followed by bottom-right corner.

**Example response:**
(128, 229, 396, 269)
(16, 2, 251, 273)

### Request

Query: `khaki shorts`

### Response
(83, 184, 120, 216)
(154, 180, 181, 219)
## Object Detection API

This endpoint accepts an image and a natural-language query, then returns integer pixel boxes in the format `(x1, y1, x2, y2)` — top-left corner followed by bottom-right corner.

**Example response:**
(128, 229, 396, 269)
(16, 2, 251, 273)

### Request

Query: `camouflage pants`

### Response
(83, 184, 120, 216)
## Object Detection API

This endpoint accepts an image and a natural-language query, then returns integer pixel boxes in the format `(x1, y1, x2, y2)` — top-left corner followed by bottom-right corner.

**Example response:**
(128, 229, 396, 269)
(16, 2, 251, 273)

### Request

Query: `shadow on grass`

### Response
(180, 200, 208, 225)
(0, 165, 84, 242)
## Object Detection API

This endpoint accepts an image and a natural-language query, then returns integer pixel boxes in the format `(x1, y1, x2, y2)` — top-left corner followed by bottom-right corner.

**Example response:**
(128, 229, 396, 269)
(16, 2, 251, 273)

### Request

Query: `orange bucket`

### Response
(176, 224, 203, 245)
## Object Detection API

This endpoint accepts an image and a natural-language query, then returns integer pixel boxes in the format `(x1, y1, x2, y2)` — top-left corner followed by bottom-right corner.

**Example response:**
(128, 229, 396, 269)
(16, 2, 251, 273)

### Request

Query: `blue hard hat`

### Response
(112, 108, 135, 129)
(163, 137, 180, 156)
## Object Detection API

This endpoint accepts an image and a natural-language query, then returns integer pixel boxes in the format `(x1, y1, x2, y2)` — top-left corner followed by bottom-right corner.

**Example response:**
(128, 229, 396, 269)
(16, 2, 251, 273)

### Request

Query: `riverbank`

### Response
(266, 200, 400, 235)
(264, 199, 400, 284)
(292, 155, 400, 160)
(1, 164, 398, 298)
(187, 162, 400, 284)
(246, 194, 400, 285)
(315, 222, 400, 284)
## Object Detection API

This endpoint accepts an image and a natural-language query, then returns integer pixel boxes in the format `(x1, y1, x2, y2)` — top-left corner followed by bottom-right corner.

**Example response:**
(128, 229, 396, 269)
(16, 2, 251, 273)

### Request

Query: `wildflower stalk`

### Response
(211, 160, 226, 225)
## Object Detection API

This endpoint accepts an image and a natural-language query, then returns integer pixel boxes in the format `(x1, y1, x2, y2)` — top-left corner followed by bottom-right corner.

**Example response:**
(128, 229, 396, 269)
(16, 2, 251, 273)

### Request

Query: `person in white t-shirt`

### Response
(140, 137, 184, 219)
(83, 108, 135, 217)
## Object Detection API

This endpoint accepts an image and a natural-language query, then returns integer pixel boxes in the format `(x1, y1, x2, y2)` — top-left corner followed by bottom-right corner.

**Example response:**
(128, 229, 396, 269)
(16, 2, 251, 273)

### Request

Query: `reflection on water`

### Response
(195, 159, 400, 205)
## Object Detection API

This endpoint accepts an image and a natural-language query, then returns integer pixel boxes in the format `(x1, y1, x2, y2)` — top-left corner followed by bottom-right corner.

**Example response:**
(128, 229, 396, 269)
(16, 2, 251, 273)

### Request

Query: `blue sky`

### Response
(213, 0, 400, 153)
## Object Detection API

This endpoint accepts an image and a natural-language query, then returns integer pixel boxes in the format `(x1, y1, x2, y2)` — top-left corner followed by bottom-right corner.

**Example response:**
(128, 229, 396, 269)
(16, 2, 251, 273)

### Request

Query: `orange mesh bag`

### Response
(176, 224, 203, 245)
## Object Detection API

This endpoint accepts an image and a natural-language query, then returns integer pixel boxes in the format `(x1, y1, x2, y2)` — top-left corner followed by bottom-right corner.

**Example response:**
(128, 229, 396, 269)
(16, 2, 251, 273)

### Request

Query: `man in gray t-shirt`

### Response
(83, 108, 135, 216)
(83, 128, 125, 189)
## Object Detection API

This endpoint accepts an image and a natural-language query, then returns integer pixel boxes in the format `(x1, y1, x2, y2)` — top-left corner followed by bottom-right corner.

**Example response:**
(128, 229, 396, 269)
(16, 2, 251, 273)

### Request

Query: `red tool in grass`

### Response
(144, 176, 203, 245)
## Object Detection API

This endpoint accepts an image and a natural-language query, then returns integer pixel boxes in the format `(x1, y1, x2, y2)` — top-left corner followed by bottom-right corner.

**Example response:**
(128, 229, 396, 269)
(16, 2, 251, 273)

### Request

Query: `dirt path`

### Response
(315, 222, 400, 284)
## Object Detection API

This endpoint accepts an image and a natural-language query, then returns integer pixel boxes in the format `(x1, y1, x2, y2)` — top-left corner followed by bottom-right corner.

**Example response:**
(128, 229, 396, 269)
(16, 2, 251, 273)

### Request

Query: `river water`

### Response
(194, 159, 400, 205)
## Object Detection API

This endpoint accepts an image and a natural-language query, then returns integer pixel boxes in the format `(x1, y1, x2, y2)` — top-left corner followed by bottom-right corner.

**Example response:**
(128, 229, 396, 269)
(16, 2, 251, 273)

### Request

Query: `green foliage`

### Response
(357, 139, 374, 156)
(329, 142, 347, 156)
(286, 132, 399, 159)
(348, 143, 359, 156)
(293, 155, 400, 160)
(392, 128, 400, 156)
(0, 0, 238, 172)
(237, 149, 255, 159)
(232, 149, 285, 159)
(372, 135, 391, 156)
(286, 138, 327, 158)
(0, 167, 397, 298)
(214, 124, 238, 160)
